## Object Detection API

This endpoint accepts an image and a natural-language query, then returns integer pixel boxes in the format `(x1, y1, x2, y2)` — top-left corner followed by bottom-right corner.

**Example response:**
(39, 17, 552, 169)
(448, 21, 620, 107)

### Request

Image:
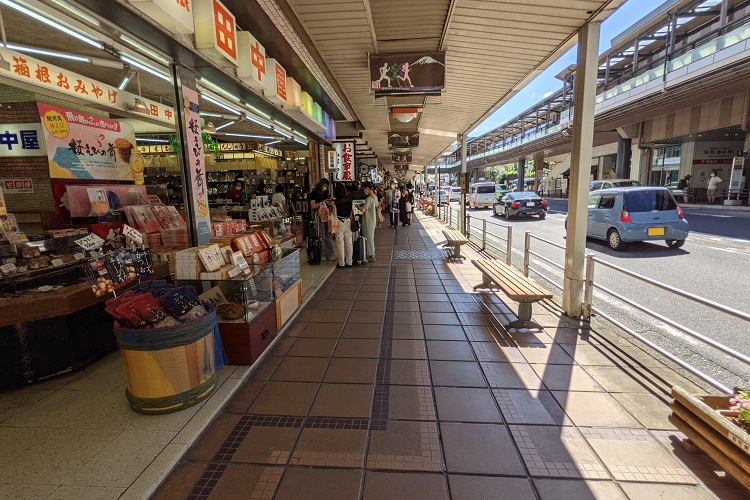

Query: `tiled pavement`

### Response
(154, 213, 745, 500)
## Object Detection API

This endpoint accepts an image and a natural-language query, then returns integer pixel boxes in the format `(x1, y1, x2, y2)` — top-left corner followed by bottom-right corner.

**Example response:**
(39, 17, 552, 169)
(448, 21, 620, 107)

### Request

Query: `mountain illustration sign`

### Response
(370, 52, 445, 94)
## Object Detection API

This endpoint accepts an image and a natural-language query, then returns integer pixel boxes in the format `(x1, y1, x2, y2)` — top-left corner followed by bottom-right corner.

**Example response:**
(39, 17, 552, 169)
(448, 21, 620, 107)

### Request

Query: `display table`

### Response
(0, 263, 170, 390)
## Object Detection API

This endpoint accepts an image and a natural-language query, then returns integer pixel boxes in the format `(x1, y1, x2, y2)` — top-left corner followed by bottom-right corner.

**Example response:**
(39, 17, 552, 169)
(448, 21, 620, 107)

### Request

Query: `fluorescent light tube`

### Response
(215, 121, 236, 131)
(4, 43, 89, 62)
(225, 133, 278, 140)
(266, 140, 281, 145)
(0, 0, 102, 49)
(136, 137, 169, 143)
(121, 55, 170, 82)
(200, 93, 242, 116)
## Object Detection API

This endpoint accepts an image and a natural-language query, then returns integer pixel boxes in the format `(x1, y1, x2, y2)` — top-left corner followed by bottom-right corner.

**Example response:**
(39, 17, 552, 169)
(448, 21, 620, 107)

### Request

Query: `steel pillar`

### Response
(517, 159, 526, 192)
(460, 133, 467, 233)
(563, 21, 601, 317)
(616, 137, 632, 179)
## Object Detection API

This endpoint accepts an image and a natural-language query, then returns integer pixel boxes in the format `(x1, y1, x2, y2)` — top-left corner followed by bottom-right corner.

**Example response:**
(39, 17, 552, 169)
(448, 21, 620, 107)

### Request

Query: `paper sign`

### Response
(75, 233, 106, 250)
(122, 224, 143, 244)
(1, 263, 17, 274)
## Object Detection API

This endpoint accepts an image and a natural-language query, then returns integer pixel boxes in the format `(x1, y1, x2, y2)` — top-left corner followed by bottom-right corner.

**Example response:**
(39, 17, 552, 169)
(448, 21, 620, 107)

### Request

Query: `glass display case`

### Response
(274, 249, 301, 298)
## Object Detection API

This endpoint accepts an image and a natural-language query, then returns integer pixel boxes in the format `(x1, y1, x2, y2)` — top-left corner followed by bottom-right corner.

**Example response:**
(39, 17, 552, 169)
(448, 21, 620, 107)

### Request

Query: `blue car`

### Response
(577, 187, 689, 250)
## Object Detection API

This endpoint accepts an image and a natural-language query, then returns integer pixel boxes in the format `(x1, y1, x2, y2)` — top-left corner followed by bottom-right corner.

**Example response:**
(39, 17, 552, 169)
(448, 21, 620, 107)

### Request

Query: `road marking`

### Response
(688, 213, 734, 218)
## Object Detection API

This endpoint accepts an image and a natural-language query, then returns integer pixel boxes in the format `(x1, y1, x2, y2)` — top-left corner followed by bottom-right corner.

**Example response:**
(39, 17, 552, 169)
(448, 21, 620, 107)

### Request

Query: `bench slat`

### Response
(473, 259, 552, 301)
(442, 229, 468, 243)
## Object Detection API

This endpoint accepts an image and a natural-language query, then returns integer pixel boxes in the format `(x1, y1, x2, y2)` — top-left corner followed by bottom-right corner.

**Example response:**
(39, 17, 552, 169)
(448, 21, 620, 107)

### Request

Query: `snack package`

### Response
(129, 249, 154, 277)
(103, 251, 136, 288)
(84, 257, 116, 297)
(131, 297, 181, 328)
(161, 286, 206, 322)
(114, 294, 154, 328)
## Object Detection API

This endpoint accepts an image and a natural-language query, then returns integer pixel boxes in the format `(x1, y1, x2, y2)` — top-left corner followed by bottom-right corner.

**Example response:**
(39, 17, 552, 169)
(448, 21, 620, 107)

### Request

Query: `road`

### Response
(438, 199, 750, 390)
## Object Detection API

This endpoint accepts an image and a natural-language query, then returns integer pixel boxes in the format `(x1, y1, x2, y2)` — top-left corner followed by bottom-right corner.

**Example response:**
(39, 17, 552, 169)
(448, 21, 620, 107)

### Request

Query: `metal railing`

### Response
(522, 231, 566, 292)
(582, 254, 750, 394)
(465, 215, 513, 265)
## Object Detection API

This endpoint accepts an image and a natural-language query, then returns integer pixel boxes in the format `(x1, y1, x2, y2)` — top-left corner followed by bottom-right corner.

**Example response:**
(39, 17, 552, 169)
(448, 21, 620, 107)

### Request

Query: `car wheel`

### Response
(607, 229, 623, 251)
(539, 212, 546, 220)
(504, 207, 510, 220)
(492, 205, 498, 216)
(666, 239, 685, 248)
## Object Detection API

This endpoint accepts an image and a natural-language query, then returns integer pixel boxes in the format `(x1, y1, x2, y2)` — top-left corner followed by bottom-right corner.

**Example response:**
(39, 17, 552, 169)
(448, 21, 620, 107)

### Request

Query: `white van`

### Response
(468, 182, 497, 209)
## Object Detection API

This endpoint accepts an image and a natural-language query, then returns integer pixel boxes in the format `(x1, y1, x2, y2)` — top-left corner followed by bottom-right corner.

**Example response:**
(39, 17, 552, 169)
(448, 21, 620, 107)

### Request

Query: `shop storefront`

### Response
(0, 0, 337, 397)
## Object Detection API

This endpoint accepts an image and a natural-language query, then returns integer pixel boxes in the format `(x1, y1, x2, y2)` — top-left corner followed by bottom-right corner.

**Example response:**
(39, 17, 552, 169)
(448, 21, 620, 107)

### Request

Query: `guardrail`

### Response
(522, 231, 566, 292)
(582, 254, 750, 394)
(465, 214, 513, 266)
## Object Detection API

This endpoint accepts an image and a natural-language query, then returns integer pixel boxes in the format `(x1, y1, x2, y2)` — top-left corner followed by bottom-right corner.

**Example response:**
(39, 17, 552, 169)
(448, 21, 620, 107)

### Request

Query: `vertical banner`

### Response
(182, 85, 212, 244)
(333, 142, 355, 181)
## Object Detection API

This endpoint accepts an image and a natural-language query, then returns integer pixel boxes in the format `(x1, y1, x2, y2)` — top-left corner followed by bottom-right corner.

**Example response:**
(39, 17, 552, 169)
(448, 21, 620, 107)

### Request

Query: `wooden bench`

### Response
(442, 229, 469, 259)
(472, 259, 553, 330)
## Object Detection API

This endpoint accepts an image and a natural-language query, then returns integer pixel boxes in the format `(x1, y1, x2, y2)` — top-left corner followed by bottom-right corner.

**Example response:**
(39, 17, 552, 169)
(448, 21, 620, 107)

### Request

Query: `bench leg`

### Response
(505, 301, 544, 330)
(473, 275, 498, 291)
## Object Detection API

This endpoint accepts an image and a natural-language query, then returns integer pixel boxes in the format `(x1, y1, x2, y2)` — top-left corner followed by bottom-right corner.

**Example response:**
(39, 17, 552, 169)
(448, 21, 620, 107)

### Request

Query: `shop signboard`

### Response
(194, 0, 238, 67)
(394, 164, 409, 173)
(370, 52, 446, 94)
(388, 132, 419, 149)
(37, 103, 143, 182)
(261, 59, 287, 106)
(392, 152, 412, 163)
(0, 47, 174, 126)
(0, 123, 45, 157)
(0, 179, 34, 194)
(236, 31, 266, 91)
(333, 141, 355, 181)
(729, 156, 744, 195)
(326, 148, 337, 172)
(0, 186, 6, 215)
(130, 0, 195, 34)
(137, 144, 174, 154)
(182, 85, 212, 244)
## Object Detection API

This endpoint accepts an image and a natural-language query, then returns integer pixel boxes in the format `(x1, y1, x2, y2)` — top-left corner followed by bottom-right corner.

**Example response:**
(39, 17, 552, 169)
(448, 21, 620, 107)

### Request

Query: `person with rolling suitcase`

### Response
(306, 220, 322, 265)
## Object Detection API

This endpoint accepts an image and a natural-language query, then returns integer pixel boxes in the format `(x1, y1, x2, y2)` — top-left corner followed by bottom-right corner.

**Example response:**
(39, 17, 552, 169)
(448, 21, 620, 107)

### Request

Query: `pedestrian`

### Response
(399, 187, 411, 227)
(360, 182, 377, 263)
(677, 175, 691, 190)
(272, 184, 289, 214)
(333, 183, 353, 268)
(385, 181, 401, 229)
(309, 178, 336, 261)
(405, 186, 415, 225)
(227, 180, 245, 204)
(706, 171, 723, 204)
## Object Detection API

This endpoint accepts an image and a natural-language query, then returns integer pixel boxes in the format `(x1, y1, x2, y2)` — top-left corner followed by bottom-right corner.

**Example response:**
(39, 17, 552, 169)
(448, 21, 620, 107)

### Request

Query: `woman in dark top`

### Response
(399, 187, 410, 227)
(333, 183, 353, 267)
(309, 178, 335, 260)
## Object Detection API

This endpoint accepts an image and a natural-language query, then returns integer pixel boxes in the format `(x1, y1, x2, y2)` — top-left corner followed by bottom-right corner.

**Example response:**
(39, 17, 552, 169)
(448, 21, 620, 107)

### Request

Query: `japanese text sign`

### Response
(261, 58, 287, 106)
(193, 0, 238, 66)
(0, 47, 174, 126)
(130, 0, 195, 34)
(0, 124, 45, 157)
(334, 141, 355, 182)
(237, 31, 266, 90)
(74, 233, 106, 251)
(182, 85, 212, 244)
(37, 103, 142, 182)
(0, 179, 34, 194)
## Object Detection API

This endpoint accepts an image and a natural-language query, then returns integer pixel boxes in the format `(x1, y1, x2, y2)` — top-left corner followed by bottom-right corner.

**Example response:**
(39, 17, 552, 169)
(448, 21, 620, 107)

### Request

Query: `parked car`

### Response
(495, 184, 511, 200)
(572, 186, 689, 250)
(436, 189, 449, 205)
(468, 182, 497, 209)
(589, 179, 641, 191)
(448, 186, 462, 203)
(493, 191, 548, 219)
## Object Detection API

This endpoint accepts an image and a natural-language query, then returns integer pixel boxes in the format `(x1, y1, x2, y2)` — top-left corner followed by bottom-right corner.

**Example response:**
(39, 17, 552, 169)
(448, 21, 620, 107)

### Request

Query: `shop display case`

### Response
(274, 249, 302, 329)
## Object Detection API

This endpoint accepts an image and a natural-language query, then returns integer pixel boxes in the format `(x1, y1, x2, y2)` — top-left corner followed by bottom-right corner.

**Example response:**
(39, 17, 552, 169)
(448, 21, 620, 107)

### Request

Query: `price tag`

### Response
(51, 258, 64, 267)
(122, 224, 143, 245)
(75, 233, 106, 251)
(1, 263, 17, 274)
(73, 253, 86, 261)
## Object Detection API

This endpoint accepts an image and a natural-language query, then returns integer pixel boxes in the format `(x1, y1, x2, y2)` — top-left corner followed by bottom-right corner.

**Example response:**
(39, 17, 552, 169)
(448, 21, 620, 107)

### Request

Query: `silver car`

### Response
(581, 187, 689, 250)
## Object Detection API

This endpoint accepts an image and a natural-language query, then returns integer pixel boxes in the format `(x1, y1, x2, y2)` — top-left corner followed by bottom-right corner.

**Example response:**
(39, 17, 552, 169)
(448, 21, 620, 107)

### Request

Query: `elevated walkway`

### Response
(155, 213, 744, 499)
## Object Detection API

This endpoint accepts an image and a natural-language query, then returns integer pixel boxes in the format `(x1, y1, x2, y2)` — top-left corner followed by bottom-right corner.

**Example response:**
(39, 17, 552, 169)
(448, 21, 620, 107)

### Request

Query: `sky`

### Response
(468, 0, 662, 138)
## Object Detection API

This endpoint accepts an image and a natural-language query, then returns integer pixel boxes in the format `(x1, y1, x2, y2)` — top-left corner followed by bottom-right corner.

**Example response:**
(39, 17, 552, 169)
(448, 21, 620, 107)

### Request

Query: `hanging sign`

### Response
(388, 132, 419, 149)
(236, 31, 266, 91)
(0, 179, 34, 194)
(370, 52, 446, 94)
(326, 148, 337, 172)
(729, 156, 744, 195)
(394, 164, 409, 172)
(182, 86, 212, 244)
(37, 103, 144, 182)
(261, 59, 287, 106)
(0, 123, 45, 157)
(130, 0, 195, 34)
(194, 0, 238, 66)
(0, 47, 174, 126)
(122, 224, 144, 245)
(333, 141, 355, 181)
(392, 152, 412, 163)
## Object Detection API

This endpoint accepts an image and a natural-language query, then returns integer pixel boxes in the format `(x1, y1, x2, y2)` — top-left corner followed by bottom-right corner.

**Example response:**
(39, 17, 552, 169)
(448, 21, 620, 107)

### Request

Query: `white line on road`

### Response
(687, 213, 734, 218)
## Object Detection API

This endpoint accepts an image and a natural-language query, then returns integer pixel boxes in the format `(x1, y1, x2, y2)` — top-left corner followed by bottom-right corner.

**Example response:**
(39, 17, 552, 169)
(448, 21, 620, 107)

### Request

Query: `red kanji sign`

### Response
(213, 0, 237, 61)
(275, 63, 287, 101)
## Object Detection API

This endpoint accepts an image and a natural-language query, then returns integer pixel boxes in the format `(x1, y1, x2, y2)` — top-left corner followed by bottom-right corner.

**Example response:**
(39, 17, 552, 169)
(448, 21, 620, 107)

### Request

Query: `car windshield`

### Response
(451, 188, 462, 192)
(624, 190, 677, 212)
(477, 185, 495, 194)
(508, 192, 540, 200)
(614, 180, 641, 187)
(496, 185, 509, 191)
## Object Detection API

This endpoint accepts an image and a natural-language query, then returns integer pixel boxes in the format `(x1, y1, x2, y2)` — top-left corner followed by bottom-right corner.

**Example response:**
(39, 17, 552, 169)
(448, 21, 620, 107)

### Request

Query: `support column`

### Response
(534, 151, 545, 193)
(563, 21, 601, 317)
(517, 159, 526, 192)
(616, 137, 632, 179)
(459, 133, 467, 233)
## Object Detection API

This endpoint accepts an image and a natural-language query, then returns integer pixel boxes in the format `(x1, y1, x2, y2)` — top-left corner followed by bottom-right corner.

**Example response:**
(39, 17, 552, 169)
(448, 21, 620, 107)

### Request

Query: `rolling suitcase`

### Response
(307, 221, 322, 265)
(352, 233, 367, 265)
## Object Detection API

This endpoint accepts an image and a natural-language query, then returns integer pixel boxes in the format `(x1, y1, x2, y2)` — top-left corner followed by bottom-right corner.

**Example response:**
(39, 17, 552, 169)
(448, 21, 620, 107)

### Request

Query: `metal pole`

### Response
(583, 253, 596, 321)
(720, 0, 728, 27)
(506, 225, 513, 266)
(481, 219, 487, 251)
(562, 21, 601, 317)
(523, 231, 531, 276)
(465, 214, 471, 238)
(460, 133, 467, 233)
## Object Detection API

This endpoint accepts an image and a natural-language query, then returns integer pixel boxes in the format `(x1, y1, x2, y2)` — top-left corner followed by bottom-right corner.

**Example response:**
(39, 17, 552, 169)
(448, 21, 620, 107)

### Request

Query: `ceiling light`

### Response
(0, 0, 102, 48)
(267, 140, 281, 145)
(136, 137, 169, 143)
(119, 34, 170, 65)
(215, 121, 235, 131)
(224, 133, 278, 140)
(120, 55, 170, 82)
(201, 93, 242, 115)
(202, 121, 217, 134)
(246, 104, 271, 120)
(124, 99, 150, 115)
(243, 114, 274, 130)
(273, 121, 293, 133)
(199, 112, 223, 118)
(117, 70, 136, 90)
(391, 107, 420, 123)
(293, 137, 307, 145)
(47, 0, 101, 27)
(4, 43, 88, 62)
(198, 77, 242, 103)
(272, 128, 292, 139)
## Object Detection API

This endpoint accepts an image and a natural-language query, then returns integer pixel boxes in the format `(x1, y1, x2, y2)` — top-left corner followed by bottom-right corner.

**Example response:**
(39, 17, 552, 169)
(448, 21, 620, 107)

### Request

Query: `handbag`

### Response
(350, 209, 360, 232)
(405, 202, 412, 212)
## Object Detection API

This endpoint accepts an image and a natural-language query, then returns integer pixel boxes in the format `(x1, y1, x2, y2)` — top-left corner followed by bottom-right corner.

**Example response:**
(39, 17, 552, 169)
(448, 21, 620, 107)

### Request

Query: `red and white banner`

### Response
(334, 141, 355, 182)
